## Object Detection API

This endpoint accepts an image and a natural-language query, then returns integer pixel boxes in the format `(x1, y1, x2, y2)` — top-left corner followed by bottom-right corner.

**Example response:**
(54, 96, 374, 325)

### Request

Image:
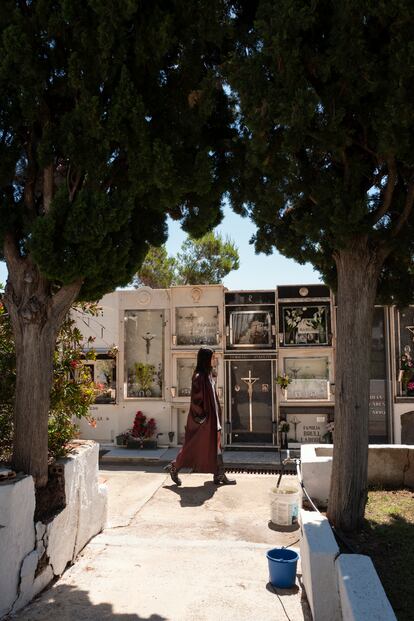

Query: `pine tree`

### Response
(133, 247, 177, 289)
(225, 1, 414, 530)
(134, 231, 239, 287)
(0, 1, 234, 486)
(177, 231, 239, 285)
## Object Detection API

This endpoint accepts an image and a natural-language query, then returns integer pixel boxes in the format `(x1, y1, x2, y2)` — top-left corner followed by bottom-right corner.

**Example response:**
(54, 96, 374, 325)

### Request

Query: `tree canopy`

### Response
(0, 0, 235, 485)
(223, 0, 414, 530)
(227, 0, 414, 303)
(135, 231, 239, 287)
(0, 0, 235, 299)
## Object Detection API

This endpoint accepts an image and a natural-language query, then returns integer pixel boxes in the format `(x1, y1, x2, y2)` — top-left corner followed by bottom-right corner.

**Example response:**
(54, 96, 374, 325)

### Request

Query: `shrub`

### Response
(0, 292, 98, 463)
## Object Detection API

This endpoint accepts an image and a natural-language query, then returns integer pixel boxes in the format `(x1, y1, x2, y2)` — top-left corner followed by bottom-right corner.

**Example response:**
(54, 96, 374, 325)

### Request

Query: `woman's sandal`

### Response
(213, 472, 237, 485)
(164, 463, 182, 486)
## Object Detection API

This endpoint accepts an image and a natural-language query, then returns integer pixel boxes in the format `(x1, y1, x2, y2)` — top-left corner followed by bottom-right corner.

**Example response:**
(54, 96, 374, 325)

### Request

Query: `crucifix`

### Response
(241, 369, 260, 432)
(185, 312, 198, 339)
(142, 332, 155, 355)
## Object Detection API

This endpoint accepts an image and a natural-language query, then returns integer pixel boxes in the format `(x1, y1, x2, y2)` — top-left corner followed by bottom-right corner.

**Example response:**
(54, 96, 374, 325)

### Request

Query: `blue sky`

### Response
(0, 204, 321, 290)
(166, 204, 320, 289)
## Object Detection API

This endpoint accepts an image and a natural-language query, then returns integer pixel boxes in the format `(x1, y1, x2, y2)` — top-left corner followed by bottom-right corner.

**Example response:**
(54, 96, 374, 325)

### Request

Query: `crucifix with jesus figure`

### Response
(241, 369, 260, 432)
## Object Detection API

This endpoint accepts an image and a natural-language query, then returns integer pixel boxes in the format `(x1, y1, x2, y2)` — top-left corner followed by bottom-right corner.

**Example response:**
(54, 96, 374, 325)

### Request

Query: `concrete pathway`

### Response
(12, 466, 312, 621)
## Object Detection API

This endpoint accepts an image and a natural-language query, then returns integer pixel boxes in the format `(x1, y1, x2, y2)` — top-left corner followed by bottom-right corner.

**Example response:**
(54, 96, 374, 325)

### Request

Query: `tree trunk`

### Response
(12, 322, 57, 488)
(327, 240, 382, 531)
(3, 248, 82, 488)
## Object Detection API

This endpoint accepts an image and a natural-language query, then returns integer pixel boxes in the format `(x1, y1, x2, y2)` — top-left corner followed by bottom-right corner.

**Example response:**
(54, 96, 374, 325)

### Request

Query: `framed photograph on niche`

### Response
(229, 310, 272, 348)
(282, 305, 329, 346)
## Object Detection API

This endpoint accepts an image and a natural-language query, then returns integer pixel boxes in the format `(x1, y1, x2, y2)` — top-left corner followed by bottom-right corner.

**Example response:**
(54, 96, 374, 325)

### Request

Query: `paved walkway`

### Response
(13, 466, 312, 621)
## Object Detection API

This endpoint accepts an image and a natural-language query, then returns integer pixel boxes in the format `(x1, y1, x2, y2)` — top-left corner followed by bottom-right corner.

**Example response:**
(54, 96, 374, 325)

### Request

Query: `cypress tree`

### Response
(0, 1, 234, 486)
(225, 1, 414, 530)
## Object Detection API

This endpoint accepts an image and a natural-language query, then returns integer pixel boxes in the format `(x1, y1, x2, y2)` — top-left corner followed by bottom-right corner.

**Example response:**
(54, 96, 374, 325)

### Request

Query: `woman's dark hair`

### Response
(195, 347, 214, 375)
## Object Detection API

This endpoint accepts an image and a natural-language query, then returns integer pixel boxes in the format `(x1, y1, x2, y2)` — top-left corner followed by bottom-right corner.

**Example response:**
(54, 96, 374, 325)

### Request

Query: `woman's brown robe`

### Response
(174, 372, 221, 474)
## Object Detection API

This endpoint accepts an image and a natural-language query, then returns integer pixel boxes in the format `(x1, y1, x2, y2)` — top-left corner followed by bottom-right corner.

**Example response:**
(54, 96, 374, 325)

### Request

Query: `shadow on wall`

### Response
(11, 583, 168, 621)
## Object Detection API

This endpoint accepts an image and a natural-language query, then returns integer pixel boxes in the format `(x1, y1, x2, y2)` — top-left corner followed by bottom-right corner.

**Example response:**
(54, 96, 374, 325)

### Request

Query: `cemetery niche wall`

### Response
(225, 290, 276, 350)
(395, 306, 414, 398)
(276, 285, 335, 447)
(72, 285, 407, 448)
(227, 358, 275, 444)
(85, 354, 117, 404)
(170, 285, 225, 446)
(369, 307, 388, 443)
(283, 409, 333, 445)
(277, 284, 332, 347)
(283, 357, 330, 401)
(174, 306, 219, 346)
(224, 291, 277, 446)
(124, 309, 164, 398)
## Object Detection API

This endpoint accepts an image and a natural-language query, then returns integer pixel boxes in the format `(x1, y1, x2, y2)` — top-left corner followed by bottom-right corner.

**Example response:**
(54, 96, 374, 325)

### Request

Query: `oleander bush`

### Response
(0, 291, 97, 463)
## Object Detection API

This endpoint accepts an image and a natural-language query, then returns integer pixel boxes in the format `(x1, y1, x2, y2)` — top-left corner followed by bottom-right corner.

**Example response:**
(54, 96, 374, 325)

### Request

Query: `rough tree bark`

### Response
(3, 235, 81, 487)
(327, 237, 384, 531)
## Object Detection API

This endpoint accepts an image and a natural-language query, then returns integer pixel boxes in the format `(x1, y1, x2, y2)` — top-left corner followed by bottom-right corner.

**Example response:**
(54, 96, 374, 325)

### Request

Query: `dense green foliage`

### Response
(0, 0, 235, 299)
(134, 246, 177, 289)
(135, 231, 239, 287)
(0, 297, 98, 462)
(177, 231, 239, 285)
(226, 0, 414, 302)
(47, 310, 98, 458)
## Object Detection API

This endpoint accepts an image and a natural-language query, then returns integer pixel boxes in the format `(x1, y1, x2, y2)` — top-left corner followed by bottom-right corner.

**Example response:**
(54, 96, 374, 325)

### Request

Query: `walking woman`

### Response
(165, 347, 236, 486)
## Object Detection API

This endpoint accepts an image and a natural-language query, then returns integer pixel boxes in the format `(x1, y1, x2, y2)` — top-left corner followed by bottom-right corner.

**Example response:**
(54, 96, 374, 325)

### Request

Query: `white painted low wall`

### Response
(301, 444, 414, 507)
(300, 510, 397, 621)
(336, 554, 396, 621)
(300, 510, 341, 621)
(0, 441, 107, 618)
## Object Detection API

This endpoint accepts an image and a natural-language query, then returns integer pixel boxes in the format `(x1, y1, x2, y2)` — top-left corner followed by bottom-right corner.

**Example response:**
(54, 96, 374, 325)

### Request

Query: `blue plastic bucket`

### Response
(266, 547, 299, 588)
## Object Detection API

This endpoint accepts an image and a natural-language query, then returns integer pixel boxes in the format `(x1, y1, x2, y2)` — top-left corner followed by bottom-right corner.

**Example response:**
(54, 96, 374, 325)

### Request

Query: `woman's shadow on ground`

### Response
(163, 481, 218, 507)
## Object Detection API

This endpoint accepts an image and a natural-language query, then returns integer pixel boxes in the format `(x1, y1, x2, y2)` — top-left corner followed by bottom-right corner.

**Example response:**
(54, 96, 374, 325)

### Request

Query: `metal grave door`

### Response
(228, 359, 273, 444)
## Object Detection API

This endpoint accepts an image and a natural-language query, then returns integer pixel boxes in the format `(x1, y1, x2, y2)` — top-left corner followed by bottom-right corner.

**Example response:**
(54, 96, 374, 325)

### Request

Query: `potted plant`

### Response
(115, 432, 128, 447)
(276, 374, 292, 391)
(126, 411, 158, 449)
(134, 362, 155, 397)
(278, 420, 290, 449)
(322, 421, 335, 443)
